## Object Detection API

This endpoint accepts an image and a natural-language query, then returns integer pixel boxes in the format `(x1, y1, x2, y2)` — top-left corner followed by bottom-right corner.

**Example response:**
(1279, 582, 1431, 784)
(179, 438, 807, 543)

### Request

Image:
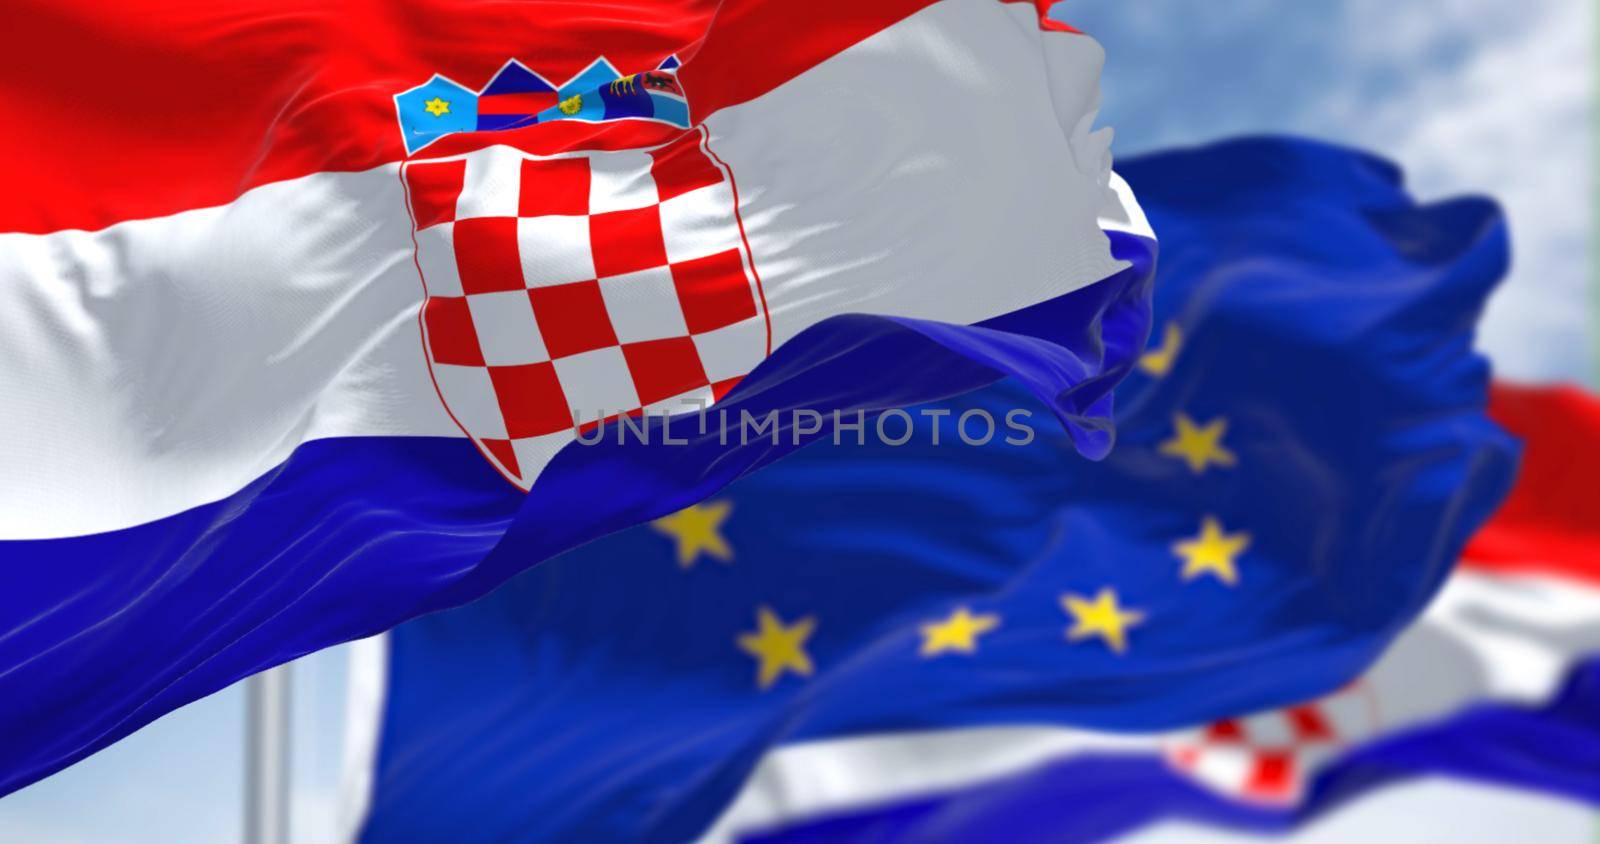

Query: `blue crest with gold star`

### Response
(395, 55, 688, 153)
(356, 138, 1519, 843)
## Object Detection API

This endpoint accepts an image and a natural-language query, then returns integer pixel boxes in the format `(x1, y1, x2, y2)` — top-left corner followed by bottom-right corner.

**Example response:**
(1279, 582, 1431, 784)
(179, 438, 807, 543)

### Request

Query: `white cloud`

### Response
(1072, 0, 1594, 383)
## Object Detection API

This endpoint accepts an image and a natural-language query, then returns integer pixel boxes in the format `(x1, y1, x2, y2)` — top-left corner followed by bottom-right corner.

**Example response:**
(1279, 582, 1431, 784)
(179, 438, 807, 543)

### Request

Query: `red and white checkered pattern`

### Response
(1162, 683, 1380, 805)
(402, 128, 769, 489)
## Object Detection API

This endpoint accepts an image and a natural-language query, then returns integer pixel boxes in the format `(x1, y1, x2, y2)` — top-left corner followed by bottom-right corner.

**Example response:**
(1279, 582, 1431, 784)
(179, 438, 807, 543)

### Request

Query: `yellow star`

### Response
(919, 607, 1001, 657)
(1138, 322, 1183, 377)
(1060, 588, 1145, 655)
(423, 97, 451, 117)
(737, 606, 816, 690)
(1172, 516, 1251, 585)
(651, 500, 733, 568)
(1158, 413, 1238, 474)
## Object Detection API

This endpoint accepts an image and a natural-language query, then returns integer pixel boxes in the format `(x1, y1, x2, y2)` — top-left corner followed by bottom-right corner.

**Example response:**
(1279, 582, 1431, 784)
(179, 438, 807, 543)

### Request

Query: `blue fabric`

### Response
(0, 241, 1151, 794)
(355, 137, 1519, 842)
(483, 62, 555, 95)
(397, 75, 479, 153)
(745, 657, 1600, 844)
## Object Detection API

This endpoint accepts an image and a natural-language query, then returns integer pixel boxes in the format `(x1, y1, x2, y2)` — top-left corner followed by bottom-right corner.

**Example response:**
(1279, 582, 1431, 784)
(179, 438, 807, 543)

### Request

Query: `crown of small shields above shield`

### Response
(396, 55, 687, 153)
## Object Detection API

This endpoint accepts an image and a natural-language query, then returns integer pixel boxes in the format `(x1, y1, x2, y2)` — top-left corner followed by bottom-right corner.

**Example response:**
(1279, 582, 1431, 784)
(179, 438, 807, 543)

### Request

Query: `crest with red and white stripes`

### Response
(402, 127, 770, 489)
(1163, 683, 1381, 804)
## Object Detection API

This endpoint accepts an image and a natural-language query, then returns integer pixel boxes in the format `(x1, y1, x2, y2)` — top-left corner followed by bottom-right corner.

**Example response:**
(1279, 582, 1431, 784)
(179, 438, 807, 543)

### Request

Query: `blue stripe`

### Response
(475, 112, 538, 132)
(599, 83, 656, 120)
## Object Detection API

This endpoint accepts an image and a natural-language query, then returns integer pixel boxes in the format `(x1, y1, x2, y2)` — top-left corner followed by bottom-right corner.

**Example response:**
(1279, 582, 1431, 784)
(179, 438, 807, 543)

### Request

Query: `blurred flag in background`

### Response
(724, 384, 1600, 844)
(344, 137, 1521, 843)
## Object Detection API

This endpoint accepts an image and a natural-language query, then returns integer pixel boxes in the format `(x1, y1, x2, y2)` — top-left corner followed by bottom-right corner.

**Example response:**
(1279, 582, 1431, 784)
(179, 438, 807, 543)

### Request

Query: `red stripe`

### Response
(1460, 382, 1600, 587)
(3, 0, 1080, 235)
(414, 0, 942, 161)
(2, 0, 715, 234)
(477, 92, 557, 115)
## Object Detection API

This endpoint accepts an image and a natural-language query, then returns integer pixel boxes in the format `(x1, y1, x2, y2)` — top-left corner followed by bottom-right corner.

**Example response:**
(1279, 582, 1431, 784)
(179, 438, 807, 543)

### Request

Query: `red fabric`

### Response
(0, 0, 945, 234)
(479, 437, 521, 476)
(1285, 705, 1333, 741)
(477, 92, 559, 115)
(649, 131, 725, 202)
(420, 297, 484, 366)
(530, 282, 621, 359)
(488, 362, 573, 438)
(1005, 0, 1082, 33)
(519, 157, 591, 217)
(622, 336, 711, 405)
(2, 0, 707, 233)
(2, 0, 1088, 234)
(590, 206, 669, 279)
(453, 217, 525, 295)
(672, 248, 759, 333)
(1461, 383, 1600, 586)
(405, 158, 467, 228)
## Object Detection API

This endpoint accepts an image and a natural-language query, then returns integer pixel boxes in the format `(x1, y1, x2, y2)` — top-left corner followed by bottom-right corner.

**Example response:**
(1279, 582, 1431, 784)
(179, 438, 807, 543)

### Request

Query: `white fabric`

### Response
(0, 0, 1129, 539)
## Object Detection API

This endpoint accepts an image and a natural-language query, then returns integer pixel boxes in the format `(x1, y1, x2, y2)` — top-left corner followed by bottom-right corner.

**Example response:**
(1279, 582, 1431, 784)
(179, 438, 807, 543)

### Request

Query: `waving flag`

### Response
(0, 0, 1153, 796)
(726, 385, 1600, 844)
(342, 138, 1518, 843)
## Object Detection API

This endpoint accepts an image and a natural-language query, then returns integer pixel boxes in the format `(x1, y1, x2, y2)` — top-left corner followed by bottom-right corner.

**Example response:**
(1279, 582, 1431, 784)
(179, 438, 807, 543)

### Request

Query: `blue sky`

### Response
(0, 2, 1592, 842)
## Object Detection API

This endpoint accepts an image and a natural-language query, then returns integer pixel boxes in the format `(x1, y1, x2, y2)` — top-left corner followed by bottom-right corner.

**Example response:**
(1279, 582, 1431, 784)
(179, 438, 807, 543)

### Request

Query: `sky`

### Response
(0, 2, 1593, 842)
(1071, 0, 1595, 385)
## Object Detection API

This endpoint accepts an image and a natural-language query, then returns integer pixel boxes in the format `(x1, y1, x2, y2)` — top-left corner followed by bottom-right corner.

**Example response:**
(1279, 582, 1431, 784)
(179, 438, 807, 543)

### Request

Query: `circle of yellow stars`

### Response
(644, 319, 1256, 688)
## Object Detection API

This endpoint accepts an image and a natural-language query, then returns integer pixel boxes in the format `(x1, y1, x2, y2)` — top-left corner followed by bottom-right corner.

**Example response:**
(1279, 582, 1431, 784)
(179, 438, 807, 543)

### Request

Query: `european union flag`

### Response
(349, 138, 1518, 843)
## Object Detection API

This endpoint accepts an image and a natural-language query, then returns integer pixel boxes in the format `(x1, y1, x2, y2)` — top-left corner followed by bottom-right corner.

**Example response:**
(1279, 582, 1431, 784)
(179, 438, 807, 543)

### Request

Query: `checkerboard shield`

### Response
(1162, 683, 1380, 804)
(402, 128, 770, 490)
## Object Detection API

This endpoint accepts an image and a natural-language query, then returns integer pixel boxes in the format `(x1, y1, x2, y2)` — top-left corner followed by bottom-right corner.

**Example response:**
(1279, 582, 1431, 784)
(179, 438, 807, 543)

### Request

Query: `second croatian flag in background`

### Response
(0, 1, 1151, 796)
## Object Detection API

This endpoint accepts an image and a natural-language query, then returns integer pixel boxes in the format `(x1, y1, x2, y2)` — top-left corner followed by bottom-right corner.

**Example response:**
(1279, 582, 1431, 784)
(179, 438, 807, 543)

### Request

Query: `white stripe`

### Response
(1366, 566, 1600, 726)
(1, 0, 1132, 538)
(0, 165, 455, 540)
(696, 727, 1156, 844)
(703, 0, 1125, 346)
(692, 569, 1600, 841)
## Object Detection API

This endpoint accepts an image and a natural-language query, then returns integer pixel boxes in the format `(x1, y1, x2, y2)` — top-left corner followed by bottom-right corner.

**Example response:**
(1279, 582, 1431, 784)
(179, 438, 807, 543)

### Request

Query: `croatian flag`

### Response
(0, 1, 1151, 795)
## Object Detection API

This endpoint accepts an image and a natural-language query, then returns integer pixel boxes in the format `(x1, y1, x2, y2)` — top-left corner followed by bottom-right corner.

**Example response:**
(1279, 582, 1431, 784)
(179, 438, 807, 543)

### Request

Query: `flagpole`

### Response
(244, 665, 293, 844)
